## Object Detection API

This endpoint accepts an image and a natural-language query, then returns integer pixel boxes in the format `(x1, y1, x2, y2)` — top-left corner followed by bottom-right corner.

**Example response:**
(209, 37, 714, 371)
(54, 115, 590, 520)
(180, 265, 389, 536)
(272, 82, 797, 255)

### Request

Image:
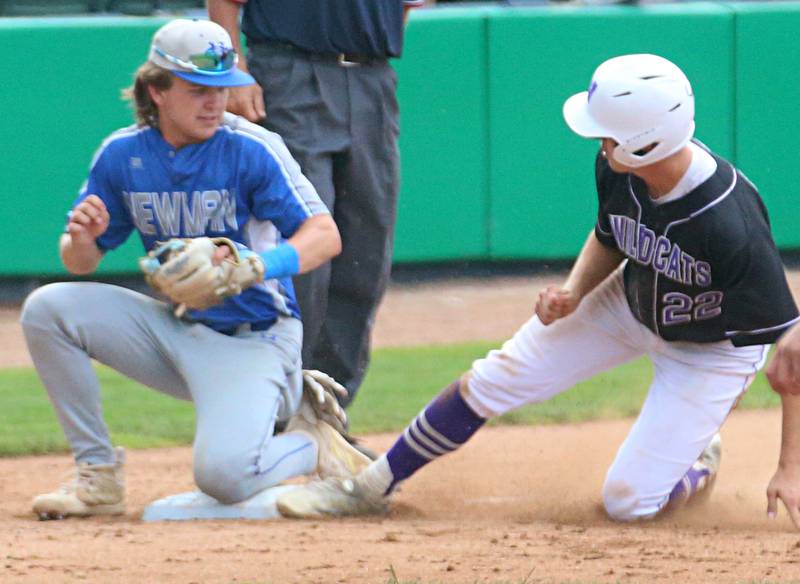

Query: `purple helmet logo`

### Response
(207, 40, 228, 56)
(588, 80, 598, 102)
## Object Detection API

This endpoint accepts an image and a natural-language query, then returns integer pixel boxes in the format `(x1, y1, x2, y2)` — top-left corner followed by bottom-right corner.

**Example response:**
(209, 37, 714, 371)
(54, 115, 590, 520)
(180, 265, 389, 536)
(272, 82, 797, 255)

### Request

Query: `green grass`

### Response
(0, 366, 198, 456)
(0, 340, 780, 456)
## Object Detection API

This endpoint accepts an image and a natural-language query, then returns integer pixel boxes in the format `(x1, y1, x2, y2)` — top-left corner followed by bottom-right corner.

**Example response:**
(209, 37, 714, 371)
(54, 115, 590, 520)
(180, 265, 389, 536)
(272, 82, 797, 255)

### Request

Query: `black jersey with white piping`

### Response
(593, 143, 799, 346)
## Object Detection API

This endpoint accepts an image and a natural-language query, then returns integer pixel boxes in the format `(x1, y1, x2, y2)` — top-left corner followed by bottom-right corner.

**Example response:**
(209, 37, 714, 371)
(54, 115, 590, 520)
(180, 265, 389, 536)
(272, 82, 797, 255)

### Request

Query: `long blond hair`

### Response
(122, 62, 173, 127)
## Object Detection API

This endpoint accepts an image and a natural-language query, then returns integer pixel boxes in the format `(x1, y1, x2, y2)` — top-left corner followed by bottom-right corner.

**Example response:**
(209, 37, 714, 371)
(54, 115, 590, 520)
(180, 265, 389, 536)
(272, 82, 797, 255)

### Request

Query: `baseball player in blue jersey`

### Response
(276, 54, 800, 527)
(20, 18, 371, 520)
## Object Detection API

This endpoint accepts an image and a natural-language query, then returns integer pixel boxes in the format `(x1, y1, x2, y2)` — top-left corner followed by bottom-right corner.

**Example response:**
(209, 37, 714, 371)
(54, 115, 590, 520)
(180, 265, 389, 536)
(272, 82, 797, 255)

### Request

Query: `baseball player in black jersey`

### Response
(275, 54, 800, 526)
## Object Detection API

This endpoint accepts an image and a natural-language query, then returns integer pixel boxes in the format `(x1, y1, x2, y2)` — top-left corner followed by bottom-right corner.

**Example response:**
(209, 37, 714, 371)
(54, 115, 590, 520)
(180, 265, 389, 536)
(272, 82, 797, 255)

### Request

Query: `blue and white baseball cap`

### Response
(149, 19, 255, 87)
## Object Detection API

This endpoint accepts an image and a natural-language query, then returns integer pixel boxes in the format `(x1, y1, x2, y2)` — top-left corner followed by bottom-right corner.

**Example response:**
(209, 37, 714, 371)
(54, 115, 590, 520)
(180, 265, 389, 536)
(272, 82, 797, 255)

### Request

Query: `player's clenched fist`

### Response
(535, 285, 580, 325)
(67, 195, 110, 243)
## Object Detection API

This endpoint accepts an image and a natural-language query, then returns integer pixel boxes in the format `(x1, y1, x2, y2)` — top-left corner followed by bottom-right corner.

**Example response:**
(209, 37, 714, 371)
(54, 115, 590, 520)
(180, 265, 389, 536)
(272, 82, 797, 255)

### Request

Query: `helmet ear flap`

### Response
(611, 119, 695, 168)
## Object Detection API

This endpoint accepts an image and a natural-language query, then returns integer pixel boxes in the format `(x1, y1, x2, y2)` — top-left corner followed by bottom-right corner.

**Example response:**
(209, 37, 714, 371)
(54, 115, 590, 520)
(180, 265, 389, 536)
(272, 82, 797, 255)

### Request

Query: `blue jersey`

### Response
(72, 114, 328, 333)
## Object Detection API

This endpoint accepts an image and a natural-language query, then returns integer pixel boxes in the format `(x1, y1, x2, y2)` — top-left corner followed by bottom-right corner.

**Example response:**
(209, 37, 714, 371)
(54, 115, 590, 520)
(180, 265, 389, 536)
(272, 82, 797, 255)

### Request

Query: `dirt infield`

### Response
(3, 274, 800, 583)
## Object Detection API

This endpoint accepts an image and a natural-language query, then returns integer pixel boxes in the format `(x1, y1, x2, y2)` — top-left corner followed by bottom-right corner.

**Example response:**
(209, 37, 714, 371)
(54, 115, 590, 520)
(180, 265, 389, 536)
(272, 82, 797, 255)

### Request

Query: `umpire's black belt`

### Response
(256, 40, 387, 67)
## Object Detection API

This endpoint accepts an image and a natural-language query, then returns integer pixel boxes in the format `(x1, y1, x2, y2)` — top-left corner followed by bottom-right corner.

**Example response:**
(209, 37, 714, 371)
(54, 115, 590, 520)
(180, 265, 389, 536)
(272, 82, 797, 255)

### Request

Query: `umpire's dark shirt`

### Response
(242, 0, 414, 58)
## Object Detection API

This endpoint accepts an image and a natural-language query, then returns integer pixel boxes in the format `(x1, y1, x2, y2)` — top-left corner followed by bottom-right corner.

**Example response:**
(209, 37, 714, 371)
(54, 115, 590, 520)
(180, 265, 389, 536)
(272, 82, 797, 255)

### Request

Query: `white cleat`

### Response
(698, 433, 722, 476)
(277, 477, 388, 519)
(286, 416, 372, 480)
(32, 448, 126, 520)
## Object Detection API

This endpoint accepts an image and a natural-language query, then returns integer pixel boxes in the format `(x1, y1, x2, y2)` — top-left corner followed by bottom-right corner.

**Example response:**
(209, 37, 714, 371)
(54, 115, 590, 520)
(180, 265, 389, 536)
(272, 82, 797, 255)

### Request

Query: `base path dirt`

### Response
(3, 272, 800, 583)
(1, 412, 798, 584)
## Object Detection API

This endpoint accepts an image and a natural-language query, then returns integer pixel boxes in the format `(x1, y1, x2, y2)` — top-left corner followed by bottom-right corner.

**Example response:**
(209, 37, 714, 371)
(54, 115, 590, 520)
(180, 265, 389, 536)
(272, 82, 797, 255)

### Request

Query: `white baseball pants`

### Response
(465, 269, 768, 521)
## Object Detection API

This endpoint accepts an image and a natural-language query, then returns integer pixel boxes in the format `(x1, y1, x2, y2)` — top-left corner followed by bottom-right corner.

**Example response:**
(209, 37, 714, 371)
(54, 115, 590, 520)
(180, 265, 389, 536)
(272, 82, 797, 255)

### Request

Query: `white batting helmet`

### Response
(563, 54, 695, 168)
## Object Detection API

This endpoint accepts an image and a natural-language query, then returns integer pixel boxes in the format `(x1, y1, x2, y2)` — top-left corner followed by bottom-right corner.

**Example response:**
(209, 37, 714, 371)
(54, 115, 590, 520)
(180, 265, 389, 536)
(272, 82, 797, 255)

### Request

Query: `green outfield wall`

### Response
(733, 1, 800, 249)
(488, 3, 735, 259)
(2, 2, 798, 275)
(392, 8, 491, 262)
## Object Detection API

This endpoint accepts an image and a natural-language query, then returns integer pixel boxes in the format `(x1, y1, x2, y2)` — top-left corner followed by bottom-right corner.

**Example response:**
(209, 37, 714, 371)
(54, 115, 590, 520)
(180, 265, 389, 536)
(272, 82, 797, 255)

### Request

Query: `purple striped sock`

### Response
(385, 381, 485, 493)
(668, 466, 711, 503)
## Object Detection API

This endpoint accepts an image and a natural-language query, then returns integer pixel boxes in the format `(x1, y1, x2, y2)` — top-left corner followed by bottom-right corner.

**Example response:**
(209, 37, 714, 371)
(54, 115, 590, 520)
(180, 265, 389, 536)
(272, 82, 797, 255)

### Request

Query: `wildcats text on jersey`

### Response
(123, 189, 238, 237)
(609, 214, 711, 287)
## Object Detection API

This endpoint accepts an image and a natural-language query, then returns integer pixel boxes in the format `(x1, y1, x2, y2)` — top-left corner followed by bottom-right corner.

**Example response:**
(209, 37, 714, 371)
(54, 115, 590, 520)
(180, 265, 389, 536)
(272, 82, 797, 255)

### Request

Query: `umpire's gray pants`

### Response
(248, 42, 400, 405)
(20, 282, 316, 504)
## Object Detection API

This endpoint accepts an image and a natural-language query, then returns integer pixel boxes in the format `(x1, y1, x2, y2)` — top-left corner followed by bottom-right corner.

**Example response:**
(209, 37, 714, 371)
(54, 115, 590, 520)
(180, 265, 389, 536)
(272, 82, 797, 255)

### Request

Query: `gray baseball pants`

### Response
(20, 282, 317, 504)
(248, 42, 400, 405)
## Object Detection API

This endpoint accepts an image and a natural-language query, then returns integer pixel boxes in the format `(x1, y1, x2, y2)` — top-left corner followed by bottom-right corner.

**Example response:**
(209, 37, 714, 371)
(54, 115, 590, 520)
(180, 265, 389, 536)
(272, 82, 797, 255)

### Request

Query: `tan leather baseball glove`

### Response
(139, 237, 265, 315)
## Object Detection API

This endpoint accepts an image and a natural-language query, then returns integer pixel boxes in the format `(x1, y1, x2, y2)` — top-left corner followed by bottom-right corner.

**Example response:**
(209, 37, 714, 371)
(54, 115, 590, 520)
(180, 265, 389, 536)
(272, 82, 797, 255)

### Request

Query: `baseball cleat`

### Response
(287, 417, 372, 480)
(698, 432, 722, 475)
(342, 432, 379, 461)
(669, 433, 721, 504)
(32, 448, 126, 520)
(276, 477, 388, 519)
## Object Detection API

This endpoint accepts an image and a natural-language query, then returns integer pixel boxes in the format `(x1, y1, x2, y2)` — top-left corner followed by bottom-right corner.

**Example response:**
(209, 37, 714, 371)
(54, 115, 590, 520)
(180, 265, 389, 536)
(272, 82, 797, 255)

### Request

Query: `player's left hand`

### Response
(766, 323, 800, 395)
(535, 285, 580, 325)
(767, 464, 800, 528)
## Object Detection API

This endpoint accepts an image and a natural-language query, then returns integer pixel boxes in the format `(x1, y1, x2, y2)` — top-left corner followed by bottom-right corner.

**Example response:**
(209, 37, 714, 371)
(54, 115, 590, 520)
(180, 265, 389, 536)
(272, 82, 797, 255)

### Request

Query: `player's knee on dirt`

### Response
(193, 452, 254, 504)
(602, 476, 658, 522)
(193, 442, 289, 505)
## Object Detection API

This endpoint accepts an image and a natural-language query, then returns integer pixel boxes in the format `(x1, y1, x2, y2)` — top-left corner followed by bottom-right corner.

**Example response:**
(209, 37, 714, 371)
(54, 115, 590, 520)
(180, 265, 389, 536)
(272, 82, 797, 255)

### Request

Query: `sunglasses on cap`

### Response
(154, 45, 238, 76)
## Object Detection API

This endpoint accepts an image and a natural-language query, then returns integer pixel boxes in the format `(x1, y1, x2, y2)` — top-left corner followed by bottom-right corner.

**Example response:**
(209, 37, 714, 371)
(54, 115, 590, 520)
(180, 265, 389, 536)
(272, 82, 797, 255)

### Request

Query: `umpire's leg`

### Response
(247, 42, 345, 373)
(310, 62, 400, 405)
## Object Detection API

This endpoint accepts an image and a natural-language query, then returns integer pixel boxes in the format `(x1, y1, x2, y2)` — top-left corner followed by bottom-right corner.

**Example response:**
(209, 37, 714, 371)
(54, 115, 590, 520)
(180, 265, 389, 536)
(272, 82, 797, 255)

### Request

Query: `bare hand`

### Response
(767, 323, 800, 396)
(227, 83, 266, 122)
(535, 285, 580, 325)
(67, 195, 110, 245)
(767, 464, 800, 528)
(212, 244, 232, 266)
